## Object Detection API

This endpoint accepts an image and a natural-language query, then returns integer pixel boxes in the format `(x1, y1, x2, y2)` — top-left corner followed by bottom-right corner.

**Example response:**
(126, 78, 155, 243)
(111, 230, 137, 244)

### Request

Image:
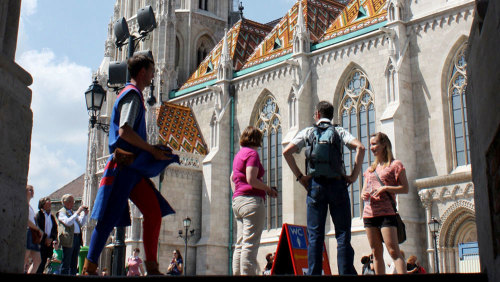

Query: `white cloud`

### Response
(18, 49, 92, 205)
(20, 0, 37, 17)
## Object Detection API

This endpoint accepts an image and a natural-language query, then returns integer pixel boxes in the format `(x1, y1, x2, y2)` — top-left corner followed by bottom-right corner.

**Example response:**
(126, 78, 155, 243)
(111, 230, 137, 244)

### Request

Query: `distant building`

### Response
(49, 174, 85, 213)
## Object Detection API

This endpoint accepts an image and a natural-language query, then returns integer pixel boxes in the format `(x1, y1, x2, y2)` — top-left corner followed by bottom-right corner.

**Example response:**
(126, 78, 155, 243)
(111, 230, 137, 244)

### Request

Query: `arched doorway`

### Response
(439, 200, 480, 273)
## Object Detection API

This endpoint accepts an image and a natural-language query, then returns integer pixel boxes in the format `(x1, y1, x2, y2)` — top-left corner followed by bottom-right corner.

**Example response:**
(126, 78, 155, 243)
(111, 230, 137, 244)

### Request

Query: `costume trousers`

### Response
(61, 234, 81, 275)
(87, 178, 162, 263)
(306, 178, 357, 275)
(232, 196, 265, 275)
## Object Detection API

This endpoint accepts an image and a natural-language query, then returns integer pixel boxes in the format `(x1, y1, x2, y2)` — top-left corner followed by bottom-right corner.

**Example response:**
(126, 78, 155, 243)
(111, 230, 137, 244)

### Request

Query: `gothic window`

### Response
(388, 4, 395, 21)
(197, 43, 208, 66)
(339, 70, 375, 218)
(175, 37, 180, 68)
(288, 91, 298, 129)
(196, 35, 214, 67)
(448, 43, 470, 167)
(255, 96, 282, 230)
(199, 0, 208, 11)
(386, 64, 396, 103)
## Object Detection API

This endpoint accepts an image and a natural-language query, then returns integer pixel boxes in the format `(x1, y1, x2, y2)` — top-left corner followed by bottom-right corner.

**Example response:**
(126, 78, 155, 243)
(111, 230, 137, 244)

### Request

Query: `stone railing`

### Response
(415, 171, 474, 203)
(171, 150, 204, 170)
(95, 150, 203, 175)
(96, 156, 109, 175)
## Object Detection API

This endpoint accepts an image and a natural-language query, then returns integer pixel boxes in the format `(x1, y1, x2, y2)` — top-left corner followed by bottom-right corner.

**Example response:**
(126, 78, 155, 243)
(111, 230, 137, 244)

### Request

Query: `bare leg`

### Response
(365, 227, 385, 274)
(27, 250, 41, 274)
(381, 227, 407, 274)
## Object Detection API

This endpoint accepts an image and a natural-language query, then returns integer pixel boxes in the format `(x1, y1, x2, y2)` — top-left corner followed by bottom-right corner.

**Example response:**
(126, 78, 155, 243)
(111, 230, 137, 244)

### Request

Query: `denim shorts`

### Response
(26, 229, 40, 251)
(363, 215, 398, 228)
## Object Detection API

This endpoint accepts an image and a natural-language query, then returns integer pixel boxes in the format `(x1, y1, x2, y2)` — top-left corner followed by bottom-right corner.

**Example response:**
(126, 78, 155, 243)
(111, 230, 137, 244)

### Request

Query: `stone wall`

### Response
(0, 0, 33, 273)
(465, 0, 500, 281)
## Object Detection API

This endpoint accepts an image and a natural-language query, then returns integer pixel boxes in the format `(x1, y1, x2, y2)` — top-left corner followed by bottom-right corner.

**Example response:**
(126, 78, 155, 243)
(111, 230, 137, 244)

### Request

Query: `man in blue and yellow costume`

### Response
(83, 54, 178, 275)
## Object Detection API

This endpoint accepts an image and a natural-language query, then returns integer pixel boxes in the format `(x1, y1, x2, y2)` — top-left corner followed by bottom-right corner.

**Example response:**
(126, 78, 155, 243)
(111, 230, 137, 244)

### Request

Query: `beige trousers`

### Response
(232, 195, 265, 275)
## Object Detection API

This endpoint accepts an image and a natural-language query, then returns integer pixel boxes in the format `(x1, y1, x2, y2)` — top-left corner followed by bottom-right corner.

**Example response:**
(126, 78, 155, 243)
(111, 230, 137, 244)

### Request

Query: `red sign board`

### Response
(271, 223, 331, 275)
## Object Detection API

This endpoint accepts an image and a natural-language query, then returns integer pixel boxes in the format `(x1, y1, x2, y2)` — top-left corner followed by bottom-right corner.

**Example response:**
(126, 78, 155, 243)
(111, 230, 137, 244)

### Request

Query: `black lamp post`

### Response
(110, 6, 157, 277)
(179, 217, 195, 276)
(85, 78, 109, 132)
(428, 217, 441, 273)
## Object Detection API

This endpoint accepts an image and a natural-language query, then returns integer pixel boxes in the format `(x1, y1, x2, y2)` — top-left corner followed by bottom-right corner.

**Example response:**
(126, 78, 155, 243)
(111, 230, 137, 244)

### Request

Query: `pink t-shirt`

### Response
(127, 256, 143, 276)
(232, 147, 266, 199)
(362, 160, 405, 218)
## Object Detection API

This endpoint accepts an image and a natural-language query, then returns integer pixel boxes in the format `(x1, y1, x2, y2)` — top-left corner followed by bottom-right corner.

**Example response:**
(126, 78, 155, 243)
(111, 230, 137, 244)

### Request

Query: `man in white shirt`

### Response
(57, 194, 88, 275)
(283, 101, 365, 275)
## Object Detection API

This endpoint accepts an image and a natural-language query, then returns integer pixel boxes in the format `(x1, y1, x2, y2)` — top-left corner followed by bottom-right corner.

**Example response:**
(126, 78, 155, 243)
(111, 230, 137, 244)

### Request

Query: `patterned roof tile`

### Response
(179, 19, 272, 91)
(320, 0, 387, 42)
(157, 102, 208, 155)
(241, 0, 344, 70)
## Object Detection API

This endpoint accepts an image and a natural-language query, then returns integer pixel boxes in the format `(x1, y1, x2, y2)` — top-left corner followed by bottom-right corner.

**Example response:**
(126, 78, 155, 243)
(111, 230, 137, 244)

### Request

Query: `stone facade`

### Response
(0, 0, 33, 274)
(464, 0, 500, 280)
(85, 0, 482, 275)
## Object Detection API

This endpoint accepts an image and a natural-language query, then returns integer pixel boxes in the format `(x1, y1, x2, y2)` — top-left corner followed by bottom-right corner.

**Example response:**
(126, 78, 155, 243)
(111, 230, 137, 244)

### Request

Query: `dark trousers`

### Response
(36, 241, 53, 274)
(306, 178, 357, 275)
(61, 234, 81, 275)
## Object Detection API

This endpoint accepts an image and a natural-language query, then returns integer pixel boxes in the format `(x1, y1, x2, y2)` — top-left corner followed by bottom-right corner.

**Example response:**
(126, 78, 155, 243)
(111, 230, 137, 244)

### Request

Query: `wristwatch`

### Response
(296, 173, 303, 182)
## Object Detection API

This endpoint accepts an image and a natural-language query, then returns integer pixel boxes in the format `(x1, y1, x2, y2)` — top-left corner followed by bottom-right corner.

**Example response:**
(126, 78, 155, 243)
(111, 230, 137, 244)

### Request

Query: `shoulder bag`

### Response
(29, 226, 42, 245)
(373, 170, 406, 244)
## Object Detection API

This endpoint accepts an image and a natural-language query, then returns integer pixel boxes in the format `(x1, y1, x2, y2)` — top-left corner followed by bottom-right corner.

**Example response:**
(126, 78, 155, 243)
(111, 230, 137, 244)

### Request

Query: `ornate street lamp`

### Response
(179, 217, 195, 276)
(428, 217, 441, 273)
(85, 78, 109, 132)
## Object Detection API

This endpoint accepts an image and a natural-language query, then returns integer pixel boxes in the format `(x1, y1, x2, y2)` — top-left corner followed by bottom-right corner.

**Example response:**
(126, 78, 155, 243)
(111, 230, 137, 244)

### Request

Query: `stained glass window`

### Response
(340, 70, 375, 218)
(256, 97, 282, 229)
(449, 43, 470, 167)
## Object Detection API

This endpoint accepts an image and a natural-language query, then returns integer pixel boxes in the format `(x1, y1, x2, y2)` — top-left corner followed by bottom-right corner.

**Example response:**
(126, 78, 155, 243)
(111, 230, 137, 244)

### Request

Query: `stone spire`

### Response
(217, 28, 233, 81)
(293, 0, 310, 54)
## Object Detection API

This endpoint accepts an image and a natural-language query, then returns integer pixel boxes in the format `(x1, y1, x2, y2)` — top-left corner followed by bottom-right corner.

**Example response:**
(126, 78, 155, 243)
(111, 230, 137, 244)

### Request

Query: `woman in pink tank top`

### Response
(361, 132, 409, 274)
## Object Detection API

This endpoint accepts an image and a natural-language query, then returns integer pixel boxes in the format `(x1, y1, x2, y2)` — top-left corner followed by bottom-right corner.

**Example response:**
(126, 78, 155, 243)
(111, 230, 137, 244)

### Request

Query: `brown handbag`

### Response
(373, 170, 407, 244)
(29, 226, 42, 245)
(113, 148, 135, 166)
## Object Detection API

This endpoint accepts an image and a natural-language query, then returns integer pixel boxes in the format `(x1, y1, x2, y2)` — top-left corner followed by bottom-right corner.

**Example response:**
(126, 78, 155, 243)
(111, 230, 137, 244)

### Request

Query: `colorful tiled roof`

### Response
(320, 0, 387, 42)
(174, 0, 388, 96)
(241, 0, 345, 70)
(179, 19, 272, 91)
(157, 102, 208, 155)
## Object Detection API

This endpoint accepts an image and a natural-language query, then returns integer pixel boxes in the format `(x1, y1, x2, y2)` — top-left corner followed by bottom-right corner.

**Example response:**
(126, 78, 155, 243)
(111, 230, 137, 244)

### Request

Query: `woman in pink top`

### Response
(230, 126, 278, 275)
(361, 132, 409, 274)
(126, 248, 144, 276)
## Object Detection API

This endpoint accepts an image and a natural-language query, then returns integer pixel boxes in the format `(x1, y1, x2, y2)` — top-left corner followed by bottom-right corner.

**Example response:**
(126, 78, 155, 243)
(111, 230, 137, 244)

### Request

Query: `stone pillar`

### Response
(419, 189, 436, 273)
(196, 101, 231, 274)
(0, 0, 33, 273)
(281, 31, 313, 226)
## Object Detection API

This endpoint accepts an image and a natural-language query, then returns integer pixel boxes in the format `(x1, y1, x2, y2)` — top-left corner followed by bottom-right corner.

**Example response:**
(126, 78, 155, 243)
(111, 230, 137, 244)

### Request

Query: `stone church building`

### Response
(83, 0, 479, 275)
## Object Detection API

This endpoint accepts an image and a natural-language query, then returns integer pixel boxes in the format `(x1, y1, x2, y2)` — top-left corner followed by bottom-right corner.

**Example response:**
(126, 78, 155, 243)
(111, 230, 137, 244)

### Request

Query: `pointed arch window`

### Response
(448, 43, 470, 167)
(386, 64, 396, 103)
(255, 96, 282, 229)
(339, 70, 375, 218)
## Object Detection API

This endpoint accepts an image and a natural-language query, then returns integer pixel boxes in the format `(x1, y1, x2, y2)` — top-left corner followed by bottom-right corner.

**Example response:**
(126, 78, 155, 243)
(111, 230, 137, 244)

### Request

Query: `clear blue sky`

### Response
(17, 0, 296, 207)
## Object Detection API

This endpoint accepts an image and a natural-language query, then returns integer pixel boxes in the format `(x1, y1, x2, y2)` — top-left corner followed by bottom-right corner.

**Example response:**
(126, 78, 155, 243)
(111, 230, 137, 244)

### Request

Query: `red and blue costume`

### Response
(87, 84, 178, 264)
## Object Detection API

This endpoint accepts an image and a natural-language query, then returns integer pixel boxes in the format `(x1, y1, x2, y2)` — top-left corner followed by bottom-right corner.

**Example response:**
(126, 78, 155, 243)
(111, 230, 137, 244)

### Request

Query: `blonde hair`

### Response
(369, 132, 394, 172)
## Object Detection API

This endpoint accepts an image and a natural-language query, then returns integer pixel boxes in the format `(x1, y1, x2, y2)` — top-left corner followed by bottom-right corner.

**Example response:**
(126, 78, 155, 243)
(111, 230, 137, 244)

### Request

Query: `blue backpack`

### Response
(305, 123, 345, 178)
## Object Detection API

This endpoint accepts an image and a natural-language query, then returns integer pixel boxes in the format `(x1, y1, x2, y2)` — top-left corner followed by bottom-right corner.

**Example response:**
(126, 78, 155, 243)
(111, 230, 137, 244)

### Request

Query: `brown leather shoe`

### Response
(82, 258, 98, 275)
(145, 261, 164, 276)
